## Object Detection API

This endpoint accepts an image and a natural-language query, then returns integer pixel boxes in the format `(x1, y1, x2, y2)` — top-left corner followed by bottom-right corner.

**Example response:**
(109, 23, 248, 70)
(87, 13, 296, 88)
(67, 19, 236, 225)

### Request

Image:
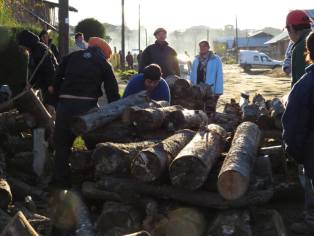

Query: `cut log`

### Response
(169, 124, 227, 190)
(6, 152, 34, 175)
(122, 100, 169, 124)
(95, 201, 142, 235)
(72, 91, 150, 135)
(215, 112, 241, 132)
(130, 105, 184, 131)
(261, 129, 282, 140)
(218, 122, 261, 200)
(259, 145, 286, 174)
(165, 109, 208, 131)
(0, 179, 12, 210)
(0, 111, 36, 134)
(97, 177, 273, 209)
(0, 134, 33, 154)
(0, 211, 39, 236)
(82, 181, 123, 202)
(172, 79, 192, 99)
(242, 104, 259, 122)
(131, 130, 196, 182)
(93, 141, 156, 177)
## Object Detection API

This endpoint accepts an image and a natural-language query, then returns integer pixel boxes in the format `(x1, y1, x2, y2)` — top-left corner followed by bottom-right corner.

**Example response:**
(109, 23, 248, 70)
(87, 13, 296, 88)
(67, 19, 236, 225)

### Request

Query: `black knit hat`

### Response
(143, 64, 162, 81)
(17, 30, 39, 49)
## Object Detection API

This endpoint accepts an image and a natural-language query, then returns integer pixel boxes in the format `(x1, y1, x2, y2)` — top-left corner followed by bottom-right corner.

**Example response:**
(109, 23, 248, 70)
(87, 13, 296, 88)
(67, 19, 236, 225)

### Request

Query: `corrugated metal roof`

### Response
(264, 30, 289, 44)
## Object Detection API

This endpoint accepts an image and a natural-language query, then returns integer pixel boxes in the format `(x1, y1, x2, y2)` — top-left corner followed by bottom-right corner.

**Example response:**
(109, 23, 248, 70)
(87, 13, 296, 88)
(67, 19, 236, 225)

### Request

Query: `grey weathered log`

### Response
(7, 177, 48, 201)
(0, 134, 32, 154)
(242, 104, 259, 122)
(0, 209, 11, 233)
(0, 211, 39, 236)
(7, 152, 34, 175)
(259, 145, 286, 173)
(0, 179, 12, 210)
(97, 177, 273, 209)
(0, 111, 36, 134)
(93, 141, 156, 177)
(72, 91, 150, 135)
(95, 201, 142, 235)
(172, 79, 192, 98)
(122, 100, 169, 124)
(269, 98, 285, 130)
(169, 124, 227, 190)
(165, 109, 208, 131)
(131, 130, 196, 182)
(261, 129, 282, 140)
(130, 105, 184, 131)
(82, 181, 123, 202)
(218, 122, 261, 200)
(215, 112, 241, 132)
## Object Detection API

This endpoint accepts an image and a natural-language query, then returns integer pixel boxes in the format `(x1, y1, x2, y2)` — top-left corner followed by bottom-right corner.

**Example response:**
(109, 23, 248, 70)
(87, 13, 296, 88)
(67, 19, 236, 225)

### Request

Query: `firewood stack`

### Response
(0, 87, 292, 235)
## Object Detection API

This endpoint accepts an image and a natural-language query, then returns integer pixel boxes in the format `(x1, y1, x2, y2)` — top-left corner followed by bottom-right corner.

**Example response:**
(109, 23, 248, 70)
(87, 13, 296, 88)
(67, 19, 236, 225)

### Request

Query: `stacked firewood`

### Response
(0, 87, 290, 236)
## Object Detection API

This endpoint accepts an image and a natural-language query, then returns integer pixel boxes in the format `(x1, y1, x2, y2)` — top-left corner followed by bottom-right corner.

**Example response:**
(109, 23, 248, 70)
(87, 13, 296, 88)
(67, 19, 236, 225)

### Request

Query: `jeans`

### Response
(304, 172, 314, 225)
(53, 98, 97, 185)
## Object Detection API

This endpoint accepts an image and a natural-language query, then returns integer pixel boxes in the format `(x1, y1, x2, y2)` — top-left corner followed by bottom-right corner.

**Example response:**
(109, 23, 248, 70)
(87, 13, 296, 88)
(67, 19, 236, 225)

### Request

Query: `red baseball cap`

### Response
(286, 10, 311, 26)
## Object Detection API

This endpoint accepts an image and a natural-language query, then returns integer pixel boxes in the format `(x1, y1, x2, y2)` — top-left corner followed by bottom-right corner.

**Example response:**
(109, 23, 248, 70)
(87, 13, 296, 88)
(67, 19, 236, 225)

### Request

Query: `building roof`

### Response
(264, 30, 289, 44)
(42, 0, 78, 12)
(248, 31, 273, 38)
(305, 9, 314, 19)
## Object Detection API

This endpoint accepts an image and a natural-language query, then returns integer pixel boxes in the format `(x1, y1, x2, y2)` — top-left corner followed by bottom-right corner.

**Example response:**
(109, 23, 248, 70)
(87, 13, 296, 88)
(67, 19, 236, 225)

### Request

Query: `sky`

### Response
(66, 0, 313, 32)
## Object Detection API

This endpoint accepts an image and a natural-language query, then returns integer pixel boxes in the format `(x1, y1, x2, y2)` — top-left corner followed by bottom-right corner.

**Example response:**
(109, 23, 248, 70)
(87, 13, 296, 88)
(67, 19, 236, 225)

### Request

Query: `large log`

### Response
(0, 211, 39, 236)
(169, 124, 227, 190)
(82, 181, 123, 202)
(172, 79, 192, 99)
(6, 152, 34, 175)
(95, 201, 143, 235)
(241, 104, 259, 122)
(131, 130, 196, 182)
(215, 112, 241, 132)
(218, 122, 261, 200)
(92, 141, 156, 177)
(0, 111, 36, 134)
(130, 105, 183, 131)
(269, 98, 285, 130)
(72, 91, 150, 135)
(122, 101, 169, 124)
(165, 109, 208, 131)
(0, 134, 32, 154)
(259, 145, 286, 174)
(97, 177, 273, 209)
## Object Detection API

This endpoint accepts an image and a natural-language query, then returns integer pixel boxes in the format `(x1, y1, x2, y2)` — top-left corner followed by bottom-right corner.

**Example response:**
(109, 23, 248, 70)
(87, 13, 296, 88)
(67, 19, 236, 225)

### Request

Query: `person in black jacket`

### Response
(53, 37, 120, 188)
(282, 32, 314, 234)
(17, 30, 58, 111)
(139, 28, 180, 78)
(39, 29, 61, 63)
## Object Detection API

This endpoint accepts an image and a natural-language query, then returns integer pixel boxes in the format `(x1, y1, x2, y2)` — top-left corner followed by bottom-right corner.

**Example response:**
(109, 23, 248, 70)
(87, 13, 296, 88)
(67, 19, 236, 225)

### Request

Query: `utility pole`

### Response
(145, 28, 148, 47)
(121, 0, 125, 70)
(58, 0, 69, 57)
(138, 4, 141, 51)
(235, 16, 239, 63)
(206, 28, 209, 42)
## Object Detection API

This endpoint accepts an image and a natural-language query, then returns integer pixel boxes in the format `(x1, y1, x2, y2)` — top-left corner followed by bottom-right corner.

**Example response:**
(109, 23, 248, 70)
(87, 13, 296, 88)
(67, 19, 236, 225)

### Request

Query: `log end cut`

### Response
(0, 179, 12, 209)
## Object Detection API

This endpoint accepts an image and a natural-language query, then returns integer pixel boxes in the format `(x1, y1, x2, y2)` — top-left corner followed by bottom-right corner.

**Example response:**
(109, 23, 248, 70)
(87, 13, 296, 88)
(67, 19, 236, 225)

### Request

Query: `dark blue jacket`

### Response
(123, 74, 170, 102)
(282, 64, 314, 178)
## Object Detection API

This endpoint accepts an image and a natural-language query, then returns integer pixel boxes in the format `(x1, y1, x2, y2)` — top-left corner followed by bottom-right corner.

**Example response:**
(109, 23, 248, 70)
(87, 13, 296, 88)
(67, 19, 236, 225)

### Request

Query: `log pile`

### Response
(0, 86, 295, 235)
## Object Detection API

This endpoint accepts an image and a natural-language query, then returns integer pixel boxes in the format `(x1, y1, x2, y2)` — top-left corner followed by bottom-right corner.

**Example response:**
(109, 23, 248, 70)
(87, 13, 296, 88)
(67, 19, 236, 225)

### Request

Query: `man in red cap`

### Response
(286, 10, 312, 87)
(139, 27, 180, 78)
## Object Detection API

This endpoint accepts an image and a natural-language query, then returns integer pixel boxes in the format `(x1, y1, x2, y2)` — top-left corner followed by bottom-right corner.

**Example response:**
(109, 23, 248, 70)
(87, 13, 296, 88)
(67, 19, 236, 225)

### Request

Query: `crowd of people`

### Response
(8, 8, 314, 234)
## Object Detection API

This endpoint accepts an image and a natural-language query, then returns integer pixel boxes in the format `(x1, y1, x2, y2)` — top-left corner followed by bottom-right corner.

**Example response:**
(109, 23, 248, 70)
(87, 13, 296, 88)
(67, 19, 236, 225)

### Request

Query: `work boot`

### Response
(290, 221, 314, 235)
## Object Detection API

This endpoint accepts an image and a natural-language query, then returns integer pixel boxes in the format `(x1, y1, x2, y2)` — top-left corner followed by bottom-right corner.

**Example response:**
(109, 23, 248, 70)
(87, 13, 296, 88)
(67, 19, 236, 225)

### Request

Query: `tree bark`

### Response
(218, 122, 261, 200)
(72, 91, 150, 135)
(241, 104, 259, 122)
(97, 177, 273, 209)
(169, 124, 227, 190)
(165, 109, 208, 131)
(92, 141, 156, 177)
(0, 211, 39, 236)
(131, 129, 196, 182)
(130, 105, 183, 131)
(215, 112, 241, 132)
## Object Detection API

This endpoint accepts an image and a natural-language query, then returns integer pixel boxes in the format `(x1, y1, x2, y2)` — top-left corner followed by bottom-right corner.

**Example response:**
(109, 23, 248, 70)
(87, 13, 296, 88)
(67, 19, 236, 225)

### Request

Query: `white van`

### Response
(239, 50, 283, 71)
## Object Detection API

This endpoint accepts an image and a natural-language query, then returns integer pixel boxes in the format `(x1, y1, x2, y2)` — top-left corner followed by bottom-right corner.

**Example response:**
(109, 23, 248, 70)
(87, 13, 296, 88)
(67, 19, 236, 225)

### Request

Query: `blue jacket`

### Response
(189, 54, 224, 95)
(282, 64, 314, 178)
(123, 74, 170, 102)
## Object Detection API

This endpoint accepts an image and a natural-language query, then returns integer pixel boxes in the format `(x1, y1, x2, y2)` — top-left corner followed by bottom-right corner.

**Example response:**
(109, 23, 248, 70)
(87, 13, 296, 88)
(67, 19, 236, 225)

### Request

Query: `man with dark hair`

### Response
(139, 27, 180, 78)
(17, 30, 58, 111)
(39, 29, 60, 62)
(285, 10, 312, 87)
(69, 32, 87, 53)
(123, 64, 170, 102)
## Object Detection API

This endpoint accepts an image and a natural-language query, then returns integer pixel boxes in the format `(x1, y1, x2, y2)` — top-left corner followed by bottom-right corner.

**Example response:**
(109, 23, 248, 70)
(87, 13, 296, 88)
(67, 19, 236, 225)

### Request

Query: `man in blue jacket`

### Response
(123, 64, 170, 103)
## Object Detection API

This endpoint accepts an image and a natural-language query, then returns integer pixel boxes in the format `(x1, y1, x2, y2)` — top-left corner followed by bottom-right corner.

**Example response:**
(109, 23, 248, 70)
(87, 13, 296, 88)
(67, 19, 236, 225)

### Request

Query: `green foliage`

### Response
(75, 18, 106, 41)
(0, 26, 40, 95)
(72, 136, 87, 151)
(0, 0, 18, 26)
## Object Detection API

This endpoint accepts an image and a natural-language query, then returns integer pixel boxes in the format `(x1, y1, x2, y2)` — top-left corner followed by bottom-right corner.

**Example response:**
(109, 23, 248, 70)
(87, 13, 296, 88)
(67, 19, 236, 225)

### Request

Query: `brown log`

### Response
(95, 201, 143, 235)
(169, 124, 227, 190)
(261, 129, 282, 140)
(97, 177, 273, 209)
(0, 134, 33, 154)
(122, 100, 169, 124)
(0, 179, 12, 210)
(259, 145, 286, 174)
(72, 91, 150, 135)
(215, 112, 241, 132)
(130, 105, 184, 131)
(165, 109, 208, 131)
(92, 141, 156, 177)
(82, 181, 123, 202)
(172, 79, 192, 99)
(131, 130, 196, 182)
(7, 152, 34, 175)
(0, 111, 36, 134)
(0, 211, 39, 236)
(218, 122, 261, 200)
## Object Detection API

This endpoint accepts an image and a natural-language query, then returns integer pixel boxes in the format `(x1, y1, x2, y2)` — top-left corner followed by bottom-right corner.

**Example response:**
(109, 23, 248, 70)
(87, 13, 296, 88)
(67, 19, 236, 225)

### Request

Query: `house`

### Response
(264, 9, 314, 60)
(4, 0, 78, 31)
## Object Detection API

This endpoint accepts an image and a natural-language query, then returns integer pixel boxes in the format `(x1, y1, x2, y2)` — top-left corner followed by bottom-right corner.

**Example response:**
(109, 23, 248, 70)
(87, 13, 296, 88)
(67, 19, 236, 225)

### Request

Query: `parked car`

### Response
(239, 50, 283, 72)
